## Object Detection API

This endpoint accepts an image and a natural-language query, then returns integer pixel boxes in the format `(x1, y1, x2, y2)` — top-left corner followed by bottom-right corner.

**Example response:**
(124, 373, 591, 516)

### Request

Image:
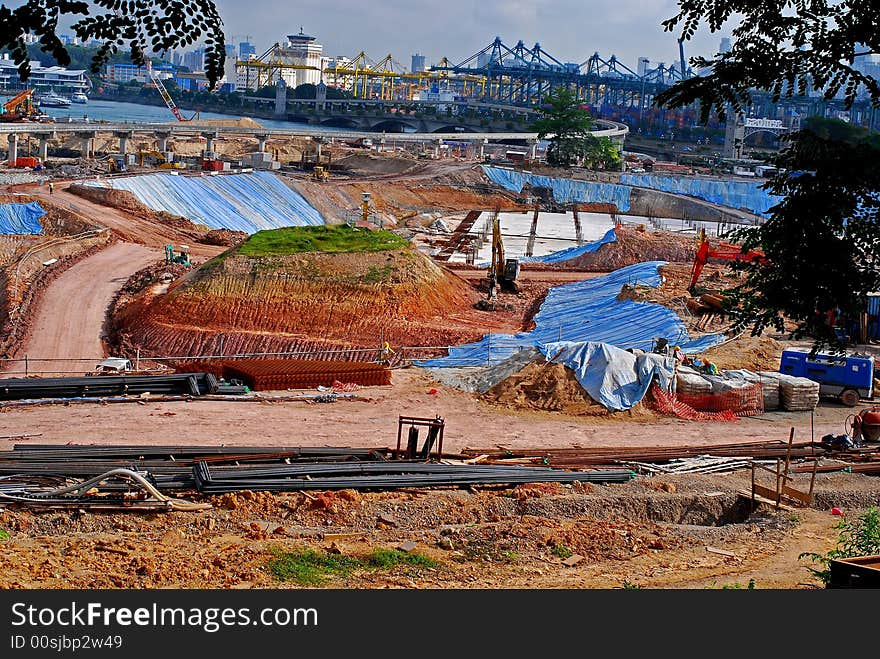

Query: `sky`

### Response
(25, 0, 732, 71)
(210, 0, 730, 70)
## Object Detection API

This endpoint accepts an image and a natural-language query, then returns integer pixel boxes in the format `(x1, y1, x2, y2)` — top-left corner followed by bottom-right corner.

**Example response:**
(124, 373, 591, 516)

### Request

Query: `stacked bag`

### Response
(775, 373, 820, 411)
(675, 366, 713, 395)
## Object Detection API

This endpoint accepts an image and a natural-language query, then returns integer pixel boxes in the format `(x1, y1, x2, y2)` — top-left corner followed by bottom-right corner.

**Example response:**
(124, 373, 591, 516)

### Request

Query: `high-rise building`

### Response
(172, 51, 182, 67)
(719, 37, 732, 53)
(183, 48, 205, 72)
(637, 57, 649, 77)
(411, 53, 426, 73)
(239, 42, 256, 59)
(477, 52, 491, 68)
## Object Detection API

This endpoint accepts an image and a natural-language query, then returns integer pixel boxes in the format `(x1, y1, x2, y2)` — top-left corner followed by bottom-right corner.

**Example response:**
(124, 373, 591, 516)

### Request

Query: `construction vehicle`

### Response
(108, 156, 127, 173)
(781, 349, 874, 407)
(476, 210, 519, 310)
(138, 150, 185, 170)
(311, 165, 330, 181)
(1, 89, 40, 122)
(164, 244, 191, 266)
(689, 228, 766, 292)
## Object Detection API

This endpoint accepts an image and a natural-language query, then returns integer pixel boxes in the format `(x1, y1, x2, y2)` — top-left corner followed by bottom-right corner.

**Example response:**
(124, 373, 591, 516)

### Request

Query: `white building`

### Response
(0, 55, 88, 93)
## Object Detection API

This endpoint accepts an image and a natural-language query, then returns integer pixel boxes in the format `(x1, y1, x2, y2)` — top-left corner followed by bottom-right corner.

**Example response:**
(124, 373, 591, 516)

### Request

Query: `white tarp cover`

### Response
(540, 341, 675, 411)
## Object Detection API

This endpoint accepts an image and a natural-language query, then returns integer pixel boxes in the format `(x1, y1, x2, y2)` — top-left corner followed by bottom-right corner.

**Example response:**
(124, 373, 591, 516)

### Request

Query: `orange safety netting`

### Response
(649, 385, 738, 421)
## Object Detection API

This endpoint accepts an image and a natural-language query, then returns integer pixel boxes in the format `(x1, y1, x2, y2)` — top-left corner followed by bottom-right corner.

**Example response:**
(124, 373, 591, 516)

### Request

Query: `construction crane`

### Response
(150, 71, 197, 122)
(689, 228, 766, 292)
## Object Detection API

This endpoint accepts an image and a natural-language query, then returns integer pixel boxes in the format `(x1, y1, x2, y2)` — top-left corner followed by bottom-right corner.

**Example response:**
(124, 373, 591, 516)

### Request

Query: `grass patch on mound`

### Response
(239, 225, 407, 256)
(268, 547, 438, 586)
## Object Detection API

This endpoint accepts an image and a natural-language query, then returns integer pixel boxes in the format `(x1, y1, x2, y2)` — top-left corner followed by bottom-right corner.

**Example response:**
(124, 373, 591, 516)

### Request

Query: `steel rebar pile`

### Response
(193, 460, 634, 493)
(0, 373, 219, 401)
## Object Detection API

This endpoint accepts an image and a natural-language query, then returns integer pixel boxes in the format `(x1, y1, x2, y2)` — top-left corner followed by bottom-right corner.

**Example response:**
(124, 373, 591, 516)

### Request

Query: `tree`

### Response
(658, 2, 880, 348)
(583, 136, 622, 170)
(530, 87, 595, 167)
(0, 1, 225, 87)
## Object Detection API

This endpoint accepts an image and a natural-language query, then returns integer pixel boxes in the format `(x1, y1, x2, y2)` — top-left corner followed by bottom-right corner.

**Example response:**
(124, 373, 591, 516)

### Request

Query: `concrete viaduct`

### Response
(1, 119, 628, 163)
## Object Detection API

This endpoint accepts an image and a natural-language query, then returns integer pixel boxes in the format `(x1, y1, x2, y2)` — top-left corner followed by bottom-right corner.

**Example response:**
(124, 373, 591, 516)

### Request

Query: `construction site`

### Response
(0, 109, 878, 591)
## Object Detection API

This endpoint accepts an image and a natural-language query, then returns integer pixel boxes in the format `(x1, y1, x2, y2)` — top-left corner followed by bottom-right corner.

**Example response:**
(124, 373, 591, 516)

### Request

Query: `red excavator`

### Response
(689, 228, 766, 292)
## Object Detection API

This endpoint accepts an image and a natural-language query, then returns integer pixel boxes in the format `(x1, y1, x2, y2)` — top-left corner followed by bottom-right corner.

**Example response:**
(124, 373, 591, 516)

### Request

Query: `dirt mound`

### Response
(183, 117, 265, 129)
(113, 238, 482, 356)
(202, 229, 247, 247)
(703, 334, 785, 372)
(562, 226, 698, 271)
(334, 153, 418, 176)
(0, 193, 97, 236)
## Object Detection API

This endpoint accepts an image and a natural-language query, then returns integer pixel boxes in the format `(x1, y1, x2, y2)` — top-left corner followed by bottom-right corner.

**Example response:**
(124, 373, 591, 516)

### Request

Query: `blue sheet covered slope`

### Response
(620, 173, 782, 217)
(483, 166, 632, 211)
(87, 171, 324, 233)
(519, 228, 617, 265)
(417, 261, 723, 368)
(0, 201, 45, 235)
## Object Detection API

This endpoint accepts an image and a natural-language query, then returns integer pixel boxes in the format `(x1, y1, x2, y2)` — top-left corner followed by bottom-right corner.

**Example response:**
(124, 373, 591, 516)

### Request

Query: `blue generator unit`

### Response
(779, 349, 874, 407)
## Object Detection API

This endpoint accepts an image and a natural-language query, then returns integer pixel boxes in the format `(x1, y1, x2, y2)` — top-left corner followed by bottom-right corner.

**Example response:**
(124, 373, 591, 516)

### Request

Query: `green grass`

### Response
(268, 547, 438, 586)
(0, 529, 9, 541)
(552, 543, 573, 559)
(239, 225, 407, 257)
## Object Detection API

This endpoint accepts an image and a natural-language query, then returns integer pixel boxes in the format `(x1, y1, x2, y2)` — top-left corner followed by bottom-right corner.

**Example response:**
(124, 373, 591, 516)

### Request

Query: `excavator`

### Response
(476, 209, 520, 310)
(689, 228, 766, 293)
(164, 244, 191, 266)
(138, 150, 185, 170)
(1, 89, 40, 122)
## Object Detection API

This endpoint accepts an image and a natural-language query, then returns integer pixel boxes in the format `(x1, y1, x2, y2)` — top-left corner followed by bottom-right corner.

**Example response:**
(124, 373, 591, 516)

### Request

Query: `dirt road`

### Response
(9, 242, 158, 375)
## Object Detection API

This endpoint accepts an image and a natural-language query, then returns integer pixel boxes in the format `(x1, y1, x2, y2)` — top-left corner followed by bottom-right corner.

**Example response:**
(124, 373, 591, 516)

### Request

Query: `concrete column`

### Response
(312, 137, 324, 161)
(76, 132, 97, 159)
(527, 139, 538, 160)
(478, 138, 487, 160)
(434, 139, 443, 159)
(201, 131, 218, 157)
(38, 136, 49, 161)
(255, 133, 270, 152)
(7, 134, 18, 164)
(115, 131, 133, 155)
(378, 137, 386, 154)
(155, 131, 172, 153)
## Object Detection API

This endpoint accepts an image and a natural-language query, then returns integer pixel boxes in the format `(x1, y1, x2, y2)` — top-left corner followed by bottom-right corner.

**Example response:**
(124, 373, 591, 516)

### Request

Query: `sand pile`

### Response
(483, 360, 608, 415)
(562, 226, 698, 271)
(702, 334, 784, 372)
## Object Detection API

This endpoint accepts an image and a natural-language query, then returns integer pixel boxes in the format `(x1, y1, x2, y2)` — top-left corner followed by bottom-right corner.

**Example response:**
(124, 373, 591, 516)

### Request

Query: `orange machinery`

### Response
(689, 228, 766, 292)
(1, 88, 38, 121)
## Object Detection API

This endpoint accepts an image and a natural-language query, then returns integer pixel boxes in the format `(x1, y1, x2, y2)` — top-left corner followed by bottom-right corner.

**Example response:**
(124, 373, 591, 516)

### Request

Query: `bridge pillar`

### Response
(275, 79, 287, 117)
(434, 139, 443, 159)
(155, 131, 172, 153)
(477, 138, 488, 160)
(38, 134, 51, 161)
(114, 130, 134, 155)
(201, 131, 218, 159)
(723, 113, 745, 160)
(527, 139, 538, 161)
(255, 133, 270, 152)
(75, 131, 97, 159)
(6, 134, 17, 164)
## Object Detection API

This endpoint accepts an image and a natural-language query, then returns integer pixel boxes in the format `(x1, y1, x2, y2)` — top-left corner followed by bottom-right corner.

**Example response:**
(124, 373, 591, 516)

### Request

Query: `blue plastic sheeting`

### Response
(0, 202, 45, 235)
(483, 166, 632, 211)
(86, 171, 324, 233)
(540, 341, 674, 411)
(416, 261, 724, 368)
(519, 228, 617, 265)
(620, 174, 782, 217)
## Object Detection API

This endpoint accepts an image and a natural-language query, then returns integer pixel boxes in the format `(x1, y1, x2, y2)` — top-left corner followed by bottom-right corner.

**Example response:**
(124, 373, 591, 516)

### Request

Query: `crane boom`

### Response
(151, 71, 186, 122)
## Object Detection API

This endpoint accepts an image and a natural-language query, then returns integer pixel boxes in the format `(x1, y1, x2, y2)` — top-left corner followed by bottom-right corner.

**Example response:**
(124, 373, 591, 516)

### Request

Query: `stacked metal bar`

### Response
(193, 461, 634, 493)
(222, 359, 391, 391)
(0, 373, 219, 401)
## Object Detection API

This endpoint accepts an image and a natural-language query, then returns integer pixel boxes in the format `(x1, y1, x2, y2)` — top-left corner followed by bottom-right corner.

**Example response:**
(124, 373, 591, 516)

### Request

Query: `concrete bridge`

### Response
(0, 119, 628, 163)
(245, 96, 541, 134)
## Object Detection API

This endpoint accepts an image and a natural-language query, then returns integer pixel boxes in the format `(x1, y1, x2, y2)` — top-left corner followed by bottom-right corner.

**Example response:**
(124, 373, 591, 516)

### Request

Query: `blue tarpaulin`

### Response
(0, 201, 45, 235)
(416, 261, 723, 368)
(483, 166, 632, 211)
(540, 341, 675, 411)
(519, 228, 617, 265)
(620, 174, 782, 217)
(85, 171, 324, 233)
